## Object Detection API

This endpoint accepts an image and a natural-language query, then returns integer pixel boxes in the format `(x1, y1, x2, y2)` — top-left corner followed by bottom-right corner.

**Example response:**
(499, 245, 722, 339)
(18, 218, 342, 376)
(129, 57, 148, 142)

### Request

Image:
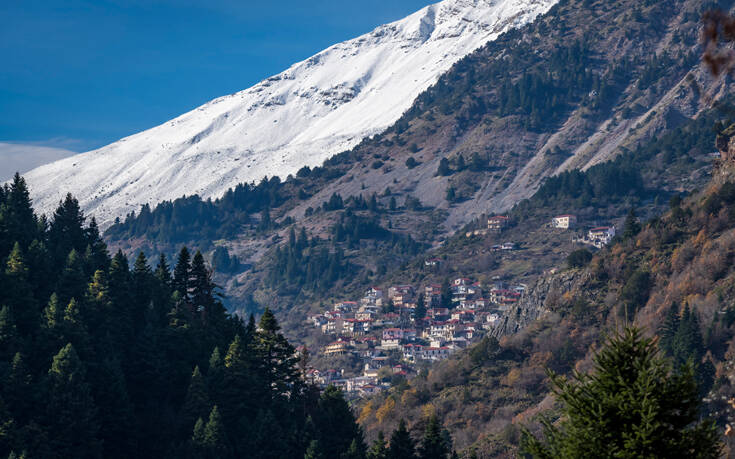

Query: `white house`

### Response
(424, 258, 442, 267)
(587, 226, 616, 248)
(487, 215, 510, 231)
(552, 214, 577, 229)
(421, 346, 451, 361)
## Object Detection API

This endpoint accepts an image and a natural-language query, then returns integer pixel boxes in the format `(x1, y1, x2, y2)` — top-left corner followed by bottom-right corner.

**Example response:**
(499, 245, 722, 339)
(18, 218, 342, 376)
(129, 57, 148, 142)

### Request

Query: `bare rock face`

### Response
(489, 269, 579, 338)
(712, 124, 735, 186)
(717, 124, 735, 163)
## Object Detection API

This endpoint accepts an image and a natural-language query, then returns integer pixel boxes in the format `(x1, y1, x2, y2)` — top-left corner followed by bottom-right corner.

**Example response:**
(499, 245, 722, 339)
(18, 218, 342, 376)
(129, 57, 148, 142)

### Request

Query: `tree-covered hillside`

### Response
(0, 174, 375, 459)
(355, 159, 735, 456)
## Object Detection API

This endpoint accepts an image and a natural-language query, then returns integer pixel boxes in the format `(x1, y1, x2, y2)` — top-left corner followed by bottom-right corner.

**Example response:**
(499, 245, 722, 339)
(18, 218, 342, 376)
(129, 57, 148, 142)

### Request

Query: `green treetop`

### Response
(388, 419, 416, 459)
(418, 415, 449, 459)
(521, 327, 722, 458)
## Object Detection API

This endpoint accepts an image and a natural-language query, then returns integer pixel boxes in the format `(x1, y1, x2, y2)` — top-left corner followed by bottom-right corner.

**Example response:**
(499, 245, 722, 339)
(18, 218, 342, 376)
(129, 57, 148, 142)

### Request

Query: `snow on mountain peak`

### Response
(25, 0, 557, 227)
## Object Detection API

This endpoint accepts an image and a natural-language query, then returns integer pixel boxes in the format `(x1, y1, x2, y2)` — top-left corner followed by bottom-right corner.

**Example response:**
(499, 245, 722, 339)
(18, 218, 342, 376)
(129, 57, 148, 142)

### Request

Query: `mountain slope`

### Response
(23, 0, 556, 227)
(355, 153, 735, 457)
(280, 0, 727, 235)
(102, 0, 729, 322)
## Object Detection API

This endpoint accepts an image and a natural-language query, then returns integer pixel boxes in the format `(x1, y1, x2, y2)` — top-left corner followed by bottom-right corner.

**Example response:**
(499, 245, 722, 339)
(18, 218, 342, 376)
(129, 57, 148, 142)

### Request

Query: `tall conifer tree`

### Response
(388, 420, 416, 459)
(44, 343, 101, 458)
(4, 243, 37, 334)
(173, 247, 192, 299)
(181, 366, 211, 434)
(48, 194, 87, 269)
(521, 327, 722, 458)
(367, 431, 388, 459)
(418, 416, 449, 459)
(56, 249, 87, 306)
(6, 173, 37, 250)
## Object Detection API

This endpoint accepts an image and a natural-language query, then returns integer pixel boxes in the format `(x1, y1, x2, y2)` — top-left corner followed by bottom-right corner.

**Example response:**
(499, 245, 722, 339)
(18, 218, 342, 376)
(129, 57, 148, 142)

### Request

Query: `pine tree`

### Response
(48, 194, 87, 269)
(369, 194, 378, 212)
(258, 206, 272, 232)
(6, 173, 38, 251)
(521, 327, 722, 458)
(250, 408, 292, 458)
(43, 293, 63, 329)
(0, 305, 19, 361)
(190, 251, 227, 331)
(388, 419, 416, 459)
(190, 252, 213, 305)
(153, 254, 173, 324)
(173, 247, 192, 299)
(206, 347, 225, 407)
(108, 251, 132, 302)
(367, 431, 388, 459)
(155, 253, 172, 287)
(83, 217, 110, 275)
(93, 357, 136, 459)
(6, 353, 32, 424)
(622, 207, 641, 240)
(418, 415, 449, 459)
(672, 306, 704, 366)
(63, 297, 87, 335)
(220, 335, 256, 429)
(56, 249, 87, 306)
(132, 252, 154, 327)
(455, 154, 465, 171)
(414, 294, 426, 326)
(343, 438, 366, 459)
(257, 308, 299, 396)
(61, 298, 91, 356)
(202, 406, 229, 458)
(658, 303, 680, 356)
(435, 158, 452, 177)
(445, 186, 456, 202)
(125, 323, 162, 406)
(26, 239, 54, 303)
(181, 366, 211, 434)
(86, 270, 110, 305)
(0, 395, 18, 457)
(106, 251, 136, 346)
(305, 439, 325, 459)
(192, 417, 206, 451)
(85, 269, 119, 348)
(3, 243, 37, 334)
(39, 293, 68, 364)
(440, 279, 452, 309)
(313, 386, 366, 458)
(44, 343, 101, 458)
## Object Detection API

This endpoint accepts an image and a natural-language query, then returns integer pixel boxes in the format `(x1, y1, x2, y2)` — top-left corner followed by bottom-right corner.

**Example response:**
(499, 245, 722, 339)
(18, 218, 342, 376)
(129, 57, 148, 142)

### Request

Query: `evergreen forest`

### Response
(0, 174, 380, 458)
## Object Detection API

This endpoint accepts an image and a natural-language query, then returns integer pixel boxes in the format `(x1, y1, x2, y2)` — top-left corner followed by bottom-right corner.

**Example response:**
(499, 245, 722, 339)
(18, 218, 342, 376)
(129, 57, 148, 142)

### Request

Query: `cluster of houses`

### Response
(582, 226, 617, 248)
(464, 213, 617, 251)
(551, 214, 617, 249)
(306, 277, 526, 396)
(302, 212, 621, 397)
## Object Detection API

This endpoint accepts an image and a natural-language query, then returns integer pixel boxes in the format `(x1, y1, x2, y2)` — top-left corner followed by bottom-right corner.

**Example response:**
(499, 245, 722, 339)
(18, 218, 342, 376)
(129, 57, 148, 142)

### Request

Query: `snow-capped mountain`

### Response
(25, 0, 556, 227)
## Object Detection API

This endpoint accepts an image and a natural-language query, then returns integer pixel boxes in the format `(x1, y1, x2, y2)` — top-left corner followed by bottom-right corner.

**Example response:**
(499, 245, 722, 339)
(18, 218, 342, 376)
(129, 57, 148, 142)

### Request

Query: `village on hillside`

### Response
(304, 214, 617, 398)
(304, 276, 525, 397)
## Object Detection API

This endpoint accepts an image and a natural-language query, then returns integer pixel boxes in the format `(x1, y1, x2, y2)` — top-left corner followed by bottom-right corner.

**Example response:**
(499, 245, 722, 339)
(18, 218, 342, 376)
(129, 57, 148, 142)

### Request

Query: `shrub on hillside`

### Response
(566, 249, 593, 268)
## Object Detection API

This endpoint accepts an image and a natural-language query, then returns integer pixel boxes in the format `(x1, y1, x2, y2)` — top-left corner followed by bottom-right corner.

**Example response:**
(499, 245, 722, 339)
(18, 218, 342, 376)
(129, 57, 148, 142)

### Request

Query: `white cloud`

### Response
(0, 142, 79, 182)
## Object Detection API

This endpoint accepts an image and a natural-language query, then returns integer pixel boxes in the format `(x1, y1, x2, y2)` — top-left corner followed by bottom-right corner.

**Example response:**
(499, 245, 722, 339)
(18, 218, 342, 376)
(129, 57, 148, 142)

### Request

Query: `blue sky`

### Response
(0, 0, 431, 158)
